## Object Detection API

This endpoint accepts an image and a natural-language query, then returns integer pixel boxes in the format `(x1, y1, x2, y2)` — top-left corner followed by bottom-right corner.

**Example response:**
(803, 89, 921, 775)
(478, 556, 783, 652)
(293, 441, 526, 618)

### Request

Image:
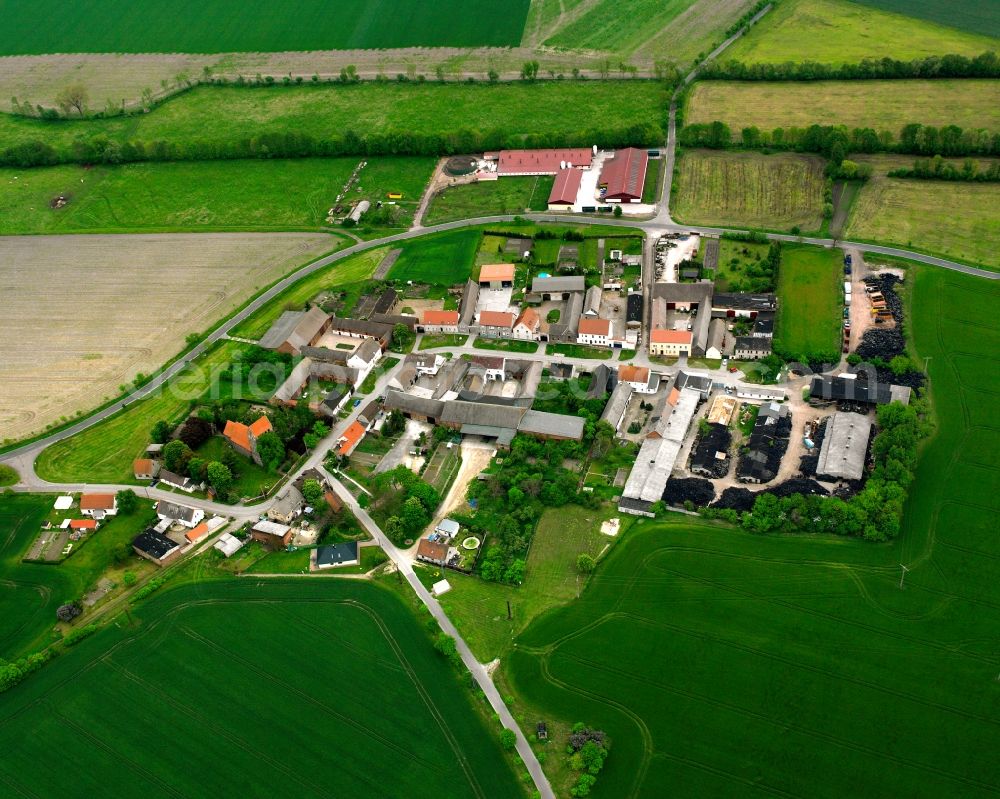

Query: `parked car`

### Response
(353, 398, 361, 407)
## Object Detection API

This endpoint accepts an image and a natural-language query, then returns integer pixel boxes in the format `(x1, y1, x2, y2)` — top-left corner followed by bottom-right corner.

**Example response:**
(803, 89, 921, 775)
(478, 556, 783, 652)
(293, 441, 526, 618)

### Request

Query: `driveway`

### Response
(375, 419, 430, 474)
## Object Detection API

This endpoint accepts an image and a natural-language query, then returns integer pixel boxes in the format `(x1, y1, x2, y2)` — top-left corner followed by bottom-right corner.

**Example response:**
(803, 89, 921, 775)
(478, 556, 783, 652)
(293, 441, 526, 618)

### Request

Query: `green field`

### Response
(726, 0, 999, 65)
(34, 342, 242, 484)
(424, 177, 553, 226)
(389, 230, 481, 285)
(0, 0, 529, 54)
(505, 265, 1000, 795)
(672, 150, 826, 232)
(0, 158, 433, 234)
(0, 82, 666, 156)
(232, 247, 390, 340)
(844, 156, 1000, 269)
(851, 0, 1000, 38)
(0, 494, 156, 660)
(686, 79, 1000, 135)
(713, 239, 773, 291)
(0, 578, 524, 797)
(543, 0, 699, 53)
(773, 244, 842, 359)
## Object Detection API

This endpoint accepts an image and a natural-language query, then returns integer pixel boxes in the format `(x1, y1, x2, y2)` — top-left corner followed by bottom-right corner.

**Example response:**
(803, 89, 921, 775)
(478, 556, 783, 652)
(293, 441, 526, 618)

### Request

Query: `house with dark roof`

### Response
(734, 336, 772, 360)
(315, 542, 360, 569)
(712, 293, 777, 319)
(133, 529, 182, 566)
(417, 538, 449, 566)
(258, 307, 331, 355)
(267, 486, 304, 524)
(157, 469, 195, 492)
(809, 375, 910, 406)
(156, 500, 204, 529)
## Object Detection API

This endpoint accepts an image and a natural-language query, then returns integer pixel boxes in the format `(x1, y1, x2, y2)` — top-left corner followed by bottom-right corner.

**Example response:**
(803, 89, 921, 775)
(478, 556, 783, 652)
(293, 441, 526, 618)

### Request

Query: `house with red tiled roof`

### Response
(223, 415, 273, 465)
(133, 458, 159, 480)
(512, 308, 541, 340)
(69, 519, 98, 531)
(649, 329, 692, 358)
(79, 493, 117, 520)
(420, 310, 460, 333)
(477, 310, 515, 338)
(337, 421, 366, 457)
(184, 522, 210, 543)
(577, 317, 612, 347)
(478, 263, 515, 288)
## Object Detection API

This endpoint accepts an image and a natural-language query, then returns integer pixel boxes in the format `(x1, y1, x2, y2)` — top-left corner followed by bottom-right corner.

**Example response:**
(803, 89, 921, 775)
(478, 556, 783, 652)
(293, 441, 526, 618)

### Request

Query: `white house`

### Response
(79, 493, 118, 520)
(617, 364, 659, 394)
(346, 337, 382, 388)
(155, 500, 205, 529)
(512, 308, 541, 340)
(420, 310, 460, 333)
(577, 317, 611, 347)
(733, 336, 772, 360)
(648, 329, 692, 358)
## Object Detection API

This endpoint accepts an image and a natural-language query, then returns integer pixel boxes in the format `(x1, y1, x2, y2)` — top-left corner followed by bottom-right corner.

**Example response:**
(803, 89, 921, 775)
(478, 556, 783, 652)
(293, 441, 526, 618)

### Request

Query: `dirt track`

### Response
(0, 232, 333, 442)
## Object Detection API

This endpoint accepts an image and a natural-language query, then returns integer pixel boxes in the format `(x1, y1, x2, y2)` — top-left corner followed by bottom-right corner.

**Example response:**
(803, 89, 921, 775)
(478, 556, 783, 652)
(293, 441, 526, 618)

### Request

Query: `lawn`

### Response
(672, 149, 826, 232)
(773, 243, 842, 360)
(34, 341, 241, 484)
(0, 578, 524, 798)
(0, 494, 156, 660)
(0, 158, 433, 234)
(195, 437, 278, 500)
(0, 0, 529, 54)
(641, 157, 662, 204)
(418, 505, 623, 663)
(545, 343, 612, 360)
(473, 338, 540, 354)
(503, 265, 1000, 799)
(418, 334, 469, 350)
(843, 156, 1000, 269)
(390, 230, 482, 285)
(686, 79, 1000, 136)
(0, 82, 666, 158)
(424, 176, 554, 225)
(851, 0, 1000, 38)
(543, 0, 698, 53)
(713, 239, 773, 291)
(725, 0, 999, 65)
(0, 464, 17, 486)
(232, 247, 390, 340)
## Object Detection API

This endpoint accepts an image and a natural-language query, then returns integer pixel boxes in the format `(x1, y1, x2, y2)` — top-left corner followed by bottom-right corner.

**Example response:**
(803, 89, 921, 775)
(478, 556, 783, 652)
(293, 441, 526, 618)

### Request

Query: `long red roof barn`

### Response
(601, 147, 649, 202)
(497, 148, 592, 176)
(548, 168, 583, 206)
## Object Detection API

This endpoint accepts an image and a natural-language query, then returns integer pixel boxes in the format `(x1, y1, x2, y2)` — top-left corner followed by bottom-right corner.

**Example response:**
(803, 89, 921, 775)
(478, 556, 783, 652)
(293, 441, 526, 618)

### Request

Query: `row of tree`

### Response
(0, 121, 664, 169)
(888, 155, 1000, 182)
(680, 120, 1000, 158)
(699, 51, 1000, 81)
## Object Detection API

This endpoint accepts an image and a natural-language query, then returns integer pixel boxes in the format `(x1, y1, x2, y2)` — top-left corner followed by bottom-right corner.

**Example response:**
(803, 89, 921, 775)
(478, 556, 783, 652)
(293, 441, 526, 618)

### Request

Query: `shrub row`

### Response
(888, 155, 1000, 182)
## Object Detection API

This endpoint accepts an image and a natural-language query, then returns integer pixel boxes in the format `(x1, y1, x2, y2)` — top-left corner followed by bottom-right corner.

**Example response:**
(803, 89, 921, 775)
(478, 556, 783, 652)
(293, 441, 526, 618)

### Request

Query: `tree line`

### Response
(0, 121, 663, 169)
(699, 51, 1000, 81)
(679, 120, 1000, 158)
(888, 154, 1000, 182)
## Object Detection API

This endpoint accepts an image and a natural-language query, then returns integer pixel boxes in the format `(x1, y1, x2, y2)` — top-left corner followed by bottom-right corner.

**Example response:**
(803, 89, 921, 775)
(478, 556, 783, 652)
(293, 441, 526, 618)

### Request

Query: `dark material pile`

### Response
(799, 417, 827, 476)
(689, 423, 732, 478)
(855, 328, 906, 361)
(765, 478, 830, 498)
(737, 410, 792, 484)
(569, 728, 607, 751)
(864, 273, 904, 321)
(711, 487, 757, 512)
(663, 477, 716, 508)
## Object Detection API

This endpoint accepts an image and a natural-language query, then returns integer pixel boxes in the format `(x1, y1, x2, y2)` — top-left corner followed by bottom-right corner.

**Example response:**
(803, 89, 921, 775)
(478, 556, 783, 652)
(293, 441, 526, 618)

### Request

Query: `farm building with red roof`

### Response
(600, 148, 649, 202)
(548, 169, 584, 210)
(496, 148, 593, 176)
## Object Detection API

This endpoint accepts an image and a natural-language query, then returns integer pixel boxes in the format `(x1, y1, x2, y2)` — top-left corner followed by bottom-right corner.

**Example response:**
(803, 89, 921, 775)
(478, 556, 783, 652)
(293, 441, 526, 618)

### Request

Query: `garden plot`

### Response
(0, 232, 332, 443)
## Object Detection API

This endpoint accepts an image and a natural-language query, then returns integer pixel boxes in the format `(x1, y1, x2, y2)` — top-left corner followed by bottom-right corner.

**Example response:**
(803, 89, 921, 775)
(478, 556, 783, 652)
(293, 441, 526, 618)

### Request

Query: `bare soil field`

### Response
(0, 232, 335, 443)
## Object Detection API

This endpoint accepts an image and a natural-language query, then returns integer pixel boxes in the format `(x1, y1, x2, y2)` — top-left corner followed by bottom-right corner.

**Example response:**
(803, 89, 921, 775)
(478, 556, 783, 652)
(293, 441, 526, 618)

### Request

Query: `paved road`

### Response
(318, 464, 556, 799)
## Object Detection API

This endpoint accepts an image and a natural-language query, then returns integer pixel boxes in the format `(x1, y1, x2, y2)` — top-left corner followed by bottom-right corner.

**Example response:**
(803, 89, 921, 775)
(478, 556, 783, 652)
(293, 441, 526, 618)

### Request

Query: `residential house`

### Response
(512, 308, 541, 340)
(251, 520, 293, 549)
(751, 311, 775, 338)
(417, 538, 449, 566)
(420, 310, 460, 334)
(267, 485, 304, 524)
(649, 329, 692, 358)
(617, 364, 659, 394)
(132, 529, 182, 566)
(223, 415, 273, 466)
(157, 469, 195, 492)
(346, 337, 382, 387)
(315, 542, 360, 569)
(704, 318, 729, 360)
(478, 263, 515, 289)
(184, 522, 211, 544)
(79, 493, 117, 520)
(133, 459, 160, 480)
(156, 500, 205, 529)
(69, 519, 98, 531)
(337, 421, 367, 457)
(577, 317, 611, 347)
(734, 336, 772, 360)
(405, 352, 445, 376)
(326, 316, 393, 349)
(600, 383, 633, 432)
(478, 311, 515, 338)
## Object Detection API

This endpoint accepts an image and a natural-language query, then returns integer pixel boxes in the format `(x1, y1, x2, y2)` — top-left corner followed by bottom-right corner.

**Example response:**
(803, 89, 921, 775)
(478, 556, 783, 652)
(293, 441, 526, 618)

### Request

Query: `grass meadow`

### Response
(672, 150, 826, 231)
(389, 229, 482, 285)
(851, 0, 1000, 38)
(0, 579, 524, 797)
(0, 494, 156, 660)
(424, 176, 553, 225)
(844, 156, 1000, 269)
(499, 266, 1000, 798)
(543, 0, 700, 53)
(0, 158, 434, 234)
(686, 79, 1000, 135)
(773, 244, 842, 358)
(0, 82, 667, 154)
(0, 0, 529, 55)
(726, 0, 999, 65)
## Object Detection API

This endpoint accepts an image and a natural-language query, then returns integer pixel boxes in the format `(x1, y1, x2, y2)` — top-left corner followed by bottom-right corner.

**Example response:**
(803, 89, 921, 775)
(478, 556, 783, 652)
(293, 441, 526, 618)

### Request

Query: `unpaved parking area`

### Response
(434, 441, 494, 522)
(0, 232, 333, 442)
(375, 419, 430, 474)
